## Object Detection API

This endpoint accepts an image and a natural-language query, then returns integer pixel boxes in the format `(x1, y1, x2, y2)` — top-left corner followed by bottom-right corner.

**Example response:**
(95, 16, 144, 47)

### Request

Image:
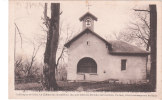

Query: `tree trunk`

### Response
(43, 3, 51, 90)
(145, 42, 150, 79)
(43, 3, 60, 91)
(149, 5, 157, 91)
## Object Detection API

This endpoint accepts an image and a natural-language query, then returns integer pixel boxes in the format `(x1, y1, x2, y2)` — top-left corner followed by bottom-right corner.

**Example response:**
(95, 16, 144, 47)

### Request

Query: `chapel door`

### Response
(77, 57, 97, 73)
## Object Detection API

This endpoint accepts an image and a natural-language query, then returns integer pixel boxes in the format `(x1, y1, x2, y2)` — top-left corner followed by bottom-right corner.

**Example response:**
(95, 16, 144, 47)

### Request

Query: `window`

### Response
(77, 57, 97, 73)
(121, 59, 127, 70)
(85, 18, 91, 27)
(87, 41, 90, 46)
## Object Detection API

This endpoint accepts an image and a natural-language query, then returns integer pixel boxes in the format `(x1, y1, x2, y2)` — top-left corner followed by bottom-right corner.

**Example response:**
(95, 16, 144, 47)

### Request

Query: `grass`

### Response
(15, 82, 43, 91)
(15, 81, 154, 92)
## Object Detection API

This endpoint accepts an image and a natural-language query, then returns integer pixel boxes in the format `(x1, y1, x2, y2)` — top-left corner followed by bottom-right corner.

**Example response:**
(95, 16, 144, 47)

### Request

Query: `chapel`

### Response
(64, 12, 149, 83)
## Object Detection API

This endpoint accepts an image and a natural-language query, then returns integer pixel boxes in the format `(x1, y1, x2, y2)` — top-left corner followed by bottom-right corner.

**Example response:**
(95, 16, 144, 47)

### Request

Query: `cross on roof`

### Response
(86, 2, 92, 11)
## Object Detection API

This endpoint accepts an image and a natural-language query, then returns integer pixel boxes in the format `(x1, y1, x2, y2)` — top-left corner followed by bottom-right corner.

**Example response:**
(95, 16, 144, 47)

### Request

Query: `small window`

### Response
(87, 41, 90, 46)
(121, 59, 127, 70)
(85, 18, 91, 27)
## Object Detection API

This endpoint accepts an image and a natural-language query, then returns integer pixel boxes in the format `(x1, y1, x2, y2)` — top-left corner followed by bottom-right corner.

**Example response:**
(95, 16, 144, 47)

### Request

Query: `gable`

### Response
(79, 12, 98, 21)
(64, 28, 149, 55)
(64, 28, 111, 48)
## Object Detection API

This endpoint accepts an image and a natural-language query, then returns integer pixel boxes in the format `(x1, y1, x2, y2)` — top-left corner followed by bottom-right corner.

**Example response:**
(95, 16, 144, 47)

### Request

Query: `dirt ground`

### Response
(15, 81, 153, 92)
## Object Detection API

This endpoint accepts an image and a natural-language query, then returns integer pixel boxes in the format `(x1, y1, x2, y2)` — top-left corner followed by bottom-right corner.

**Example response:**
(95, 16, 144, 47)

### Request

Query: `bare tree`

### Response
(116, 9, 150, 51)
(129, 12, 150, 51)
(15, 56, 23, 79)
(14, 2, 46, 84)
(14, 23, 23, 49)
(14, 41, 42, 80)
(24, 42, 42, 78)
(56, 23, 74, 66)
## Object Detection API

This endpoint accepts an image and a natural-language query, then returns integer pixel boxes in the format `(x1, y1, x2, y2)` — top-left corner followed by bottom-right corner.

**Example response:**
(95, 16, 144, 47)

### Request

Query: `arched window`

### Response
(77, 57, 97, 73)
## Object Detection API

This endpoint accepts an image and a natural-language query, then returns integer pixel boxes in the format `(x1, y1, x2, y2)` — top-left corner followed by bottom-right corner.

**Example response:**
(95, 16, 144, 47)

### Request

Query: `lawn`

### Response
(15, 81, 153, 92)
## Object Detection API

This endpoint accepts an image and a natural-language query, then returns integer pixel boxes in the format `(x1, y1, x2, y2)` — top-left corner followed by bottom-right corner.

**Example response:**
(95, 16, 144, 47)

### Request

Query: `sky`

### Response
(10, 1, 151, 63)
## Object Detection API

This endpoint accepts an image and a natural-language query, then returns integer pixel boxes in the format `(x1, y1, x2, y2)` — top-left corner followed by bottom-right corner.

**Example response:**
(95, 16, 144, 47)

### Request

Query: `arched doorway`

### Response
(77, 57, 97, 73)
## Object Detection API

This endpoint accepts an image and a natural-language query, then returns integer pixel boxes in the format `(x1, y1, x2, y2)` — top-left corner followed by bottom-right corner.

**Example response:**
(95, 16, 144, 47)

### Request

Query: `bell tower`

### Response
(79, 12, 97, 31)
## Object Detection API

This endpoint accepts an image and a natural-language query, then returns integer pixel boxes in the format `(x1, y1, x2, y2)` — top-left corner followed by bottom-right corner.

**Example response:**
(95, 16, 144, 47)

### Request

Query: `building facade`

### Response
(64, 12, 149, 83)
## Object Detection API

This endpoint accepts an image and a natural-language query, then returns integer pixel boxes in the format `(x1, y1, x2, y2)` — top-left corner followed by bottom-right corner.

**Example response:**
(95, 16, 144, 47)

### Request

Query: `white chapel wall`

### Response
(67, 32, 147, 83)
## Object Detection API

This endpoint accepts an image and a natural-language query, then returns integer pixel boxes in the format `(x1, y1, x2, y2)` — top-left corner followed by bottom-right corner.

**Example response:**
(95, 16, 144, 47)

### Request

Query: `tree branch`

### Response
(56, 47, 65, 69)
(14, 23, 23, 48)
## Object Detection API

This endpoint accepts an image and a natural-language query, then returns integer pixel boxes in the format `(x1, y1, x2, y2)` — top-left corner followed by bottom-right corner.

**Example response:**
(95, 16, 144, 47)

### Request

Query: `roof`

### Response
(79, 12, 98, 21)
(64, 28, 149, 55)
(64, 28, 111, 48)
(108, 40, 149, 55)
